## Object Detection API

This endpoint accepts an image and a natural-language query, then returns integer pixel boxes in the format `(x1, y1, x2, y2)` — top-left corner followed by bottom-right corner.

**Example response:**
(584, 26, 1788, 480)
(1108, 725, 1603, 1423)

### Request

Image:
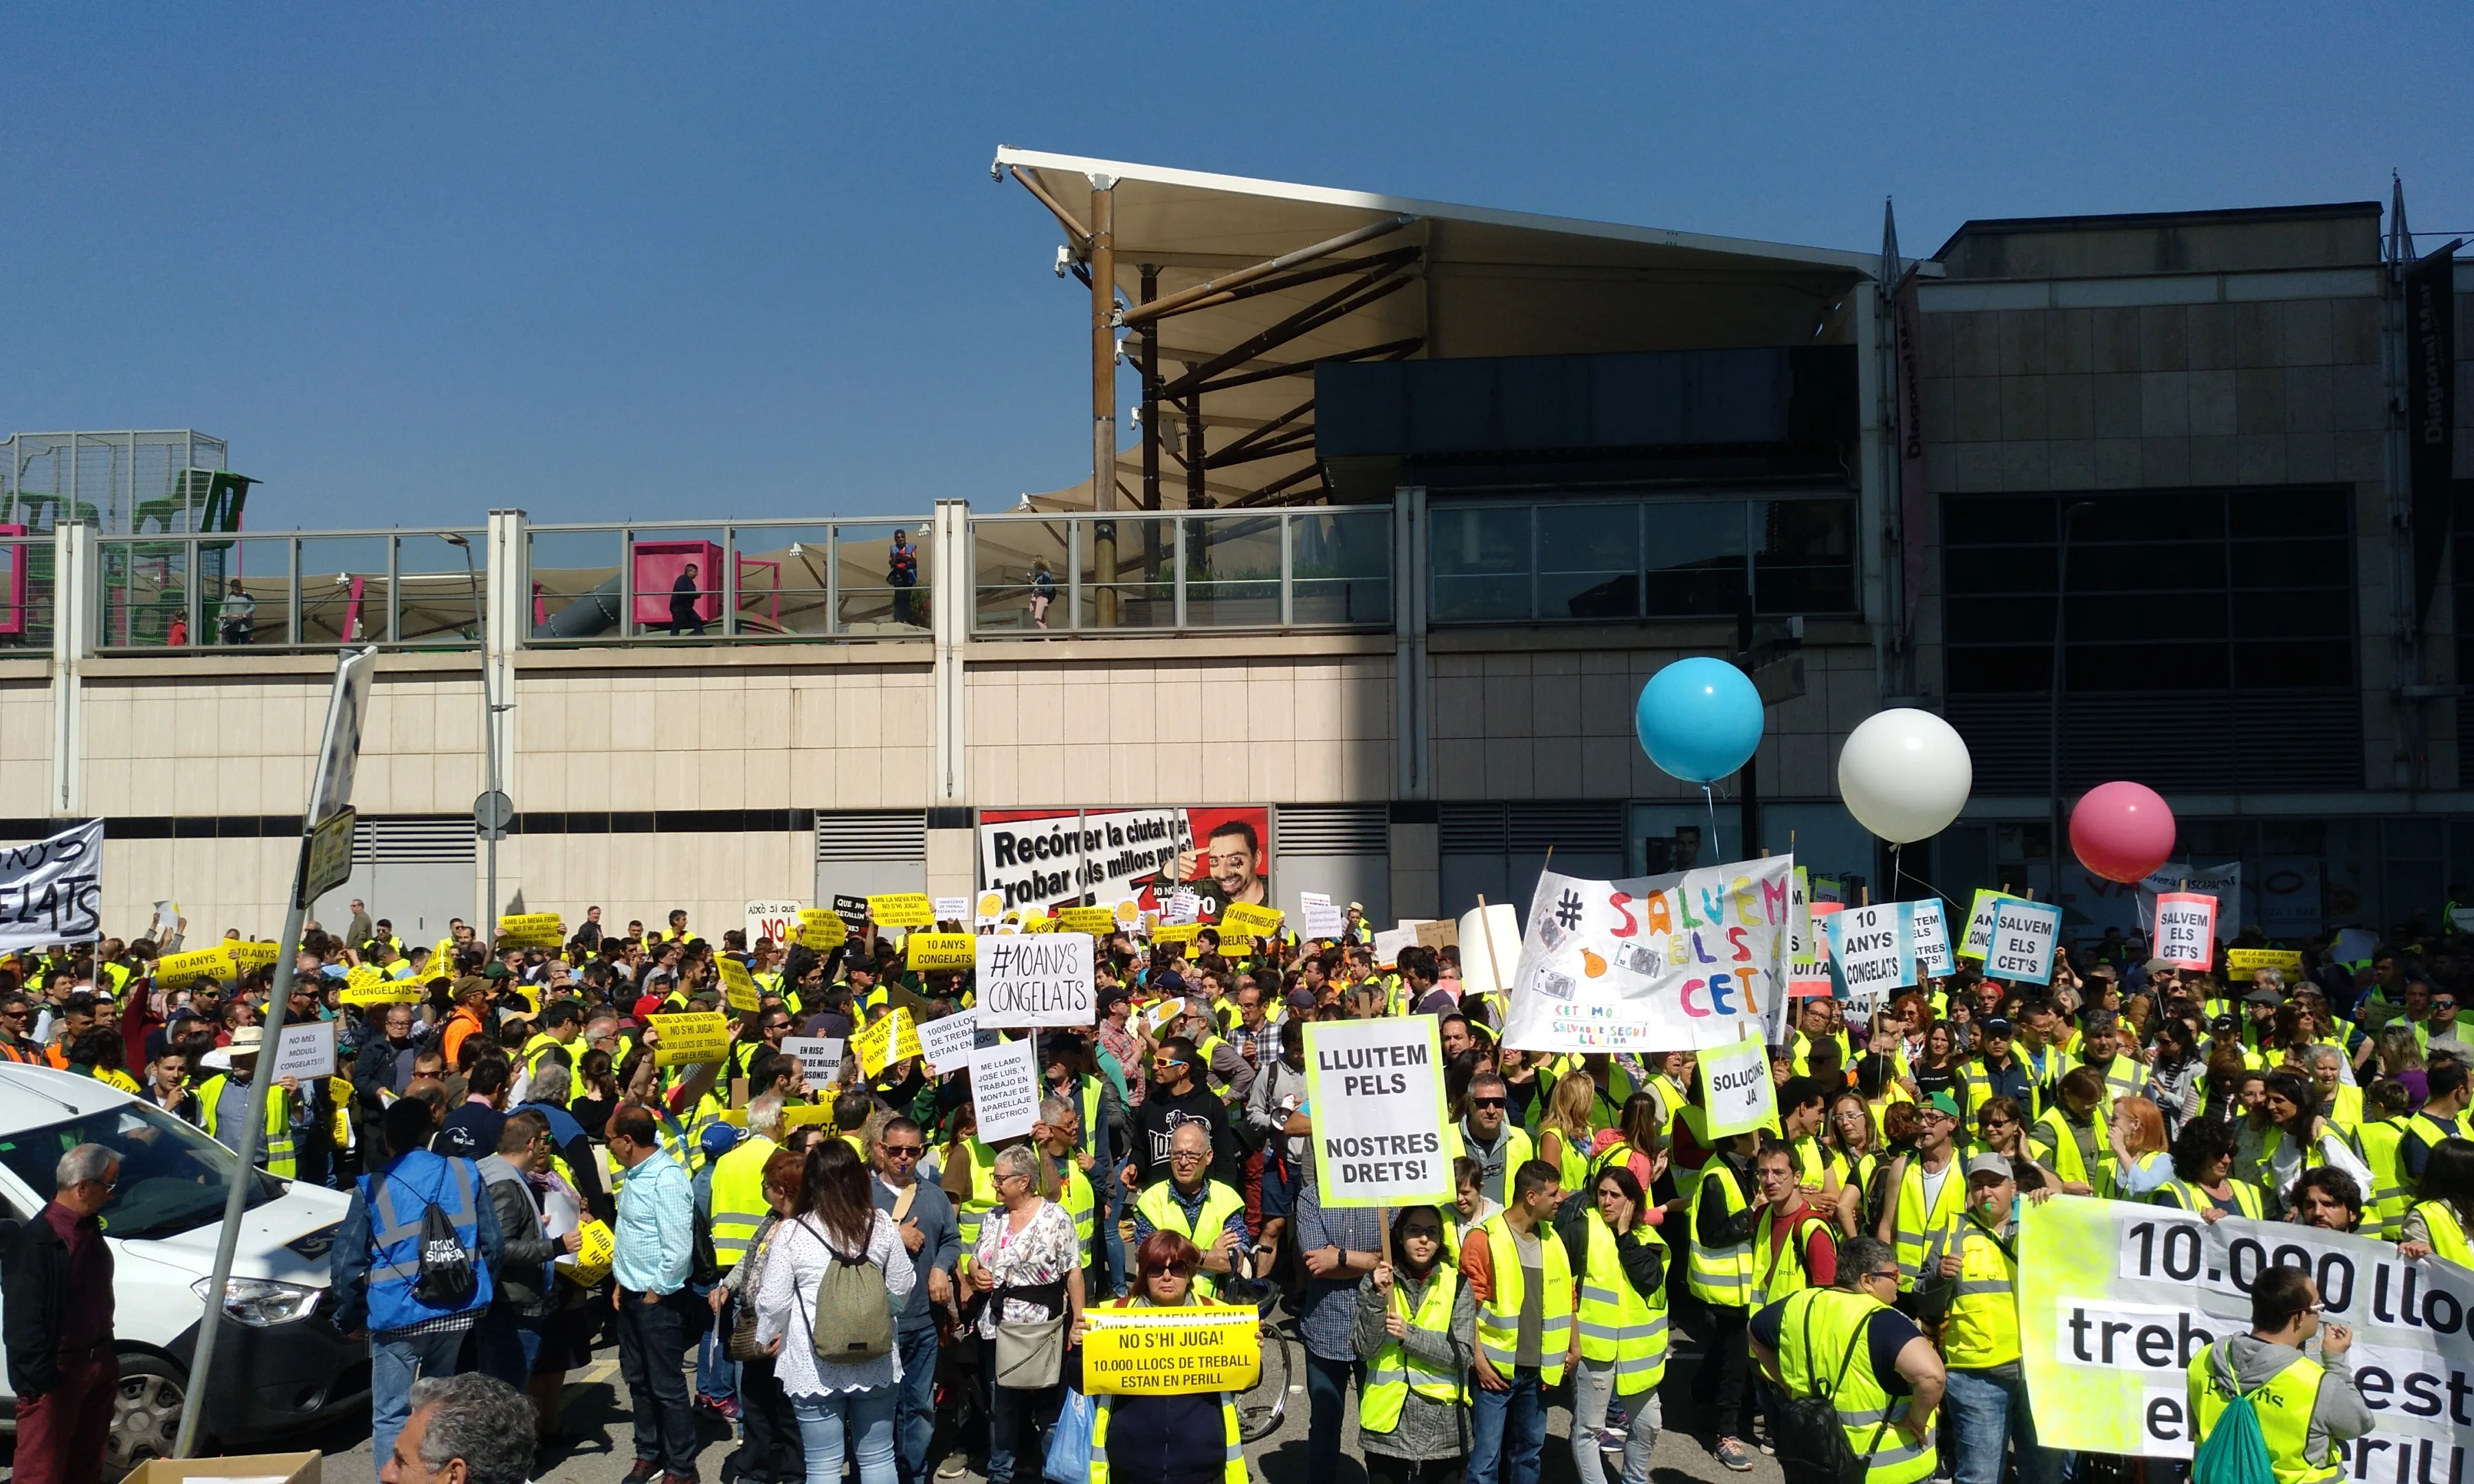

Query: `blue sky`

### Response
(5, 3, 2466, 530)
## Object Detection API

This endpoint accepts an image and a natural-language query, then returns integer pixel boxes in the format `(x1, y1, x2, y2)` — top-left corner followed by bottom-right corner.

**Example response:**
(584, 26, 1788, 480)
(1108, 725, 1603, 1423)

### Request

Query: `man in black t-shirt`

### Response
(1122, 1035, 1239, 1190)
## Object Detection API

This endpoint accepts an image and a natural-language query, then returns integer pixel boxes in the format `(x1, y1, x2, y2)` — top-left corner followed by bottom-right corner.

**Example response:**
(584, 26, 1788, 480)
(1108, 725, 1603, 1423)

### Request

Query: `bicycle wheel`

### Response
(1235, 1319, 1295, 1443)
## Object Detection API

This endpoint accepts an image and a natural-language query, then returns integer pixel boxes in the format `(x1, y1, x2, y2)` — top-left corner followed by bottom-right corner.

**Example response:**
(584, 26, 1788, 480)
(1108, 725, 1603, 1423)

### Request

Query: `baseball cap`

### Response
(1284, 988, 1318, 1013)
(1964, 1154, 2014, 1181)
(1980, 1015, 2013, 1037)
(700, 1123, 741, 1158)
(2244, 987, 2283, 1006)
(1924, 1091, 1961, 1119)
(2142, 957, 2175, 974)
(2210, 1013, 2241, 1033)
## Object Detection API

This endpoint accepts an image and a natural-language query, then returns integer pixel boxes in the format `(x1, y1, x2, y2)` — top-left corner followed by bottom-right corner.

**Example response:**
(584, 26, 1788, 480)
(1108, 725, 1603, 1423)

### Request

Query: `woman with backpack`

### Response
(753, 1139, 915, 1484)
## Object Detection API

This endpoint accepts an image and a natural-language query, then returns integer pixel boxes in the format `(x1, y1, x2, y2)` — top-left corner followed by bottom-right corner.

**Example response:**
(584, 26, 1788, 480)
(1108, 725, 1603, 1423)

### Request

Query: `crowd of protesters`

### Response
(6, 890, 2473, 1484)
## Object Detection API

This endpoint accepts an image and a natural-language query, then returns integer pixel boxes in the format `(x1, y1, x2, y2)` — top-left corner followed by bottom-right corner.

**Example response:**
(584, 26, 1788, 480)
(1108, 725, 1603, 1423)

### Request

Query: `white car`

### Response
(0, 1061, 369, 1476)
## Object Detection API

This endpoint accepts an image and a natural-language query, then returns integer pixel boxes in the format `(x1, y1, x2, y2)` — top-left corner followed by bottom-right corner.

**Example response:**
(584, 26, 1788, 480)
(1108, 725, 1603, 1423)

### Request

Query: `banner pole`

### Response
(1474, 892, 1506, 1000)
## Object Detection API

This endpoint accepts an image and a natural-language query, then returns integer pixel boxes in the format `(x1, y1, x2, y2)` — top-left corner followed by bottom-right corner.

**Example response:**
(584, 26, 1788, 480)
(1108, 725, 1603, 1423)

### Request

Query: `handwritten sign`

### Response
(271, 1020, 338, 1081)
(495, 913, 564, 949)
(851, 1008, 922, 1077)
(918, 1009, 981, 1075)
(868, 894, 935, 929)
(1909, 898, 1953, 977)
(933, 895, 969, 924)
(1218, 901, 1284, 941)
(648, 1011, 730, 1067)
(976, 933, 1095, 1028)
(1056, 906, 1117, 936)
(1827, 902, 1915, 1012)
(1986, 899, 2063, 985)
(968, 1037, 1041, 1143)
(795, 908, 843, 950)
(1700, 1035, 1777, 1139)
(746, 899, 803, 949)
(905, 932, 975, 971)
(715, 956, 764, 1013)
(1958, 889, 2020, 962)
(1080, 1305, 1262, 1395)
(2154, 893, 2217, 971)
(1298, 891, 1345, 940)
(1302, 1015, 1453, 1208)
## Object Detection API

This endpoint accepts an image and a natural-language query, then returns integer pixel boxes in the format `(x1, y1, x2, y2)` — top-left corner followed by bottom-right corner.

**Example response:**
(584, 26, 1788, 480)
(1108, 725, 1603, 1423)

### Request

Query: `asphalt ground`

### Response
(302, 1324, 1786, 1484)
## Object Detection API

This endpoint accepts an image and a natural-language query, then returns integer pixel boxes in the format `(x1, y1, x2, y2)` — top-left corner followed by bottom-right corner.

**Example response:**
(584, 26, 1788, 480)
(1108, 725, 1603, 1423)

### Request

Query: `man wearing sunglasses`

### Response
(0, 992, 43, 1064)
(1748, 1235, 1944, 1481)
(1124, 1035, 1239, 1193)
(872, 1115, 959, 1484)
(1442, 1072, 1535, 1206)
(4, 1143, 122, 1484)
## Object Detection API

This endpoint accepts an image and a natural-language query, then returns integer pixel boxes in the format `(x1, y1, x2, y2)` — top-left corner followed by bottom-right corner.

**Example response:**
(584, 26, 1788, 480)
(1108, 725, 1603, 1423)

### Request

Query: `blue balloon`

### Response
(1634, 657, 1763, 785)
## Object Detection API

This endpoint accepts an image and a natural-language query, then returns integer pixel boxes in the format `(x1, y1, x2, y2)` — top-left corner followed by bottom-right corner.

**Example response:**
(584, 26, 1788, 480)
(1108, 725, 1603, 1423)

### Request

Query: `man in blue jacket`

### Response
(334, 1097, 502, 1481)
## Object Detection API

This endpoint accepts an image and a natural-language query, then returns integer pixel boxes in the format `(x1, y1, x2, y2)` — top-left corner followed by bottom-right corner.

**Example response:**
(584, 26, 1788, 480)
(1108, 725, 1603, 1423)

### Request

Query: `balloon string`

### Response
(1705, 785, 1718, 861)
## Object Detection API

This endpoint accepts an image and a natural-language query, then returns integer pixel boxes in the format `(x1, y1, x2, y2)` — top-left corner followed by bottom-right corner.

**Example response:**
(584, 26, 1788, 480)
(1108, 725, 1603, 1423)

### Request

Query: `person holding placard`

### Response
(1069, 1231, 1249, 1484)
(1351, 1206, 1475, 1484)
(1554, 1163, 1668, 1484)
(197, 1024, 301, 1176)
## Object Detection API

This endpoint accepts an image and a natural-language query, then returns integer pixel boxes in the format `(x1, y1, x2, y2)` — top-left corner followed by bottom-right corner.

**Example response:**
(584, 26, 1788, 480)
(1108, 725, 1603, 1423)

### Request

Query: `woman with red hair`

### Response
(1070, 1231, 1247, 1484)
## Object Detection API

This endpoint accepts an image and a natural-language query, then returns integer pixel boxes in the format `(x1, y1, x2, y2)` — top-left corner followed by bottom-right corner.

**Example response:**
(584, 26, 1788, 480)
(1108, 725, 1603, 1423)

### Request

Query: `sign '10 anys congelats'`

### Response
(974, 932, 1095, 1028)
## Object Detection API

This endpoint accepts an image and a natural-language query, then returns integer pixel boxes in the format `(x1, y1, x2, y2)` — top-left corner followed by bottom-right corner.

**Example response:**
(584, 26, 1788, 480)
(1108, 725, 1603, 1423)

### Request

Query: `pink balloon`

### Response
(2069, 781, 2177, 884)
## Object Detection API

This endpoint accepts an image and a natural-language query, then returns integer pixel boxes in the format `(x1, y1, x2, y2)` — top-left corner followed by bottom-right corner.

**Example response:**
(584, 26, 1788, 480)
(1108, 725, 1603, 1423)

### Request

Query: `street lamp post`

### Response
(443, 533, 504, 924)
(2049, 501, 2097, 891)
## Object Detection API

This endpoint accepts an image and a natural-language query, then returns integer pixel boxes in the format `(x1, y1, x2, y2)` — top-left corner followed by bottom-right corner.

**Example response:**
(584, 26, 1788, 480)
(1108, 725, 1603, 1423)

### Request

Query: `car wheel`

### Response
(106, 1353, 188, 1481)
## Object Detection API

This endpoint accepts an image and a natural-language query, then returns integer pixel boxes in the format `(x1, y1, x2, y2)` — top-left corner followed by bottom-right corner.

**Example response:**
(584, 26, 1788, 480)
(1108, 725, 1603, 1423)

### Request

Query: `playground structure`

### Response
(1, 431, 253, 649)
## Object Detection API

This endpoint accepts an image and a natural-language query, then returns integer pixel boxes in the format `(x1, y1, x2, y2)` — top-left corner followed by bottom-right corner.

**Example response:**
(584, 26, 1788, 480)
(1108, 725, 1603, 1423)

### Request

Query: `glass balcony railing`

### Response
(97, 530, 487, 652)
(970, 507, 1391, 635)
(525, 519, 935, 642)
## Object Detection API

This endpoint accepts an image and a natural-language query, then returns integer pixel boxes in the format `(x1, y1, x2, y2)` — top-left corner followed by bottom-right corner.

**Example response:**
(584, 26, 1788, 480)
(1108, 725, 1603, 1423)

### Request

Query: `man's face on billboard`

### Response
(1207, 828, 1260, 903)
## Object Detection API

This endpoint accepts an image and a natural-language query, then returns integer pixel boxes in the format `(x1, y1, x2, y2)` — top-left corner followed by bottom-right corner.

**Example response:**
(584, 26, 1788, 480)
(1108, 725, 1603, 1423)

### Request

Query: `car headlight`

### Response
(191, 1275, 324, 1327)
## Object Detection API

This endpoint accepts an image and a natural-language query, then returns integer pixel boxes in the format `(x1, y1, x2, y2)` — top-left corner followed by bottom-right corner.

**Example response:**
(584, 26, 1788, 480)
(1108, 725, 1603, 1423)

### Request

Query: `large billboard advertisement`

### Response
(978, 806, 1271, 919)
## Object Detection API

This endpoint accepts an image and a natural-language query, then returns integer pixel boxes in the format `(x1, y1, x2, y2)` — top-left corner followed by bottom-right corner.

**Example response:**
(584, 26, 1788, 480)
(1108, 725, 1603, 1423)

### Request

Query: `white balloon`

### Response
(1836, 708, 1974, 844)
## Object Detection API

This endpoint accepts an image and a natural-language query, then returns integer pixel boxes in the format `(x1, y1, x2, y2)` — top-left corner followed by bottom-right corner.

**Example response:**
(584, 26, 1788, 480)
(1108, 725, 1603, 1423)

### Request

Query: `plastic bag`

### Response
(1043, 1384, 1094, 1484)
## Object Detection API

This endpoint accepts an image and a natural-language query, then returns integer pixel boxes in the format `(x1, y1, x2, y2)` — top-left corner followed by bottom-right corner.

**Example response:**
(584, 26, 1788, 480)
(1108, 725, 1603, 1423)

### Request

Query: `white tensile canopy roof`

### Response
(994, 147, 1899, 511)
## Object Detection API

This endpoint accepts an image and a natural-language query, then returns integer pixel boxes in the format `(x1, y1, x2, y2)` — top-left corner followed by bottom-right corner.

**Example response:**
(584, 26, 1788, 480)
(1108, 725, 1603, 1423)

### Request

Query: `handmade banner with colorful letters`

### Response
(2019, 1193, 2474, 1467)
(1503, 856, 1794, 1053)
(2152, 892, 2217, 971)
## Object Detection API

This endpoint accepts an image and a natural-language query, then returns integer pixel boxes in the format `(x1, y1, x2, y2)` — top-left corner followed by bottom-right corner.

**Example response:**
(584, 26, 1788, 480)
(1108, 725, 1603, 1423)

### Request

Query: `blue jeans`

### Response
(1303, 1350, 1359, 1484)
(1093, 1162, 1126, 1293)
(893, 1327, 938, 1484)
(371, 1327, 468, 1483)
(1568, 1358, 1658, 1484)
(792, 1387, 898, 1484)
(1945, 1367, 2063, 1484)
(473, 1308, 544, 1391)
(1467, 1367, 1547, 1484)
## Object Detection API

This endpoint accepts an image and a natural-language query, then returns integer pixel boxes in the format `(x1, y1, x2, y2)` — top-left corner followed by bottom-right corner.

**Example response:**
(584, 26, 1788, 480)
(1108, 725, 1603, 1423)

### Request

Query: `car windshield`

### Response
(0, 1096, 285, 1239)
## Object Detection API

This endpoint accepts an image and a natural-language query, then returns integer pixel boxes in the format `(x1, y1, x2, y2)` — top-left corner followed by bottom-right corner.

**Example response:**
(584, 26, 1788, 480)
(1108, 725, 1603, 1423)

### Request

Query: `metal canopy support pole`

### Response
(1091, 175, 1118, 627)
(1140, 266, 1160, 513)
(1185, 397, 1206, 509)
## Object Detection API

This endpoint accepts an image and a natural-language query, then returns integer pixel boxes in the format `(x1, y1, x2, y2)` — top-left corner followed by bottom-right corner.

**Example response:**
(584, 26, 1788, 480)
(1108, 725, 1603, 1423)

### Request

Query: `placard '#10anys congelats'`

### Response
(974, 932, 1094, 1028)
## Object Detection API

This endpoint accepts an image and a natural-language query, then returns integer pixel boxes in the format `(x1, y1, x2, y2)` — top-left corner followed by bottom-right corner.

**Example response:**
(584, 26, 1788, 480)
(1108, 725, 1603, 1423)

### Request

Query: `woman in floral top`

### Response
(964, 1143, 1084, 1484)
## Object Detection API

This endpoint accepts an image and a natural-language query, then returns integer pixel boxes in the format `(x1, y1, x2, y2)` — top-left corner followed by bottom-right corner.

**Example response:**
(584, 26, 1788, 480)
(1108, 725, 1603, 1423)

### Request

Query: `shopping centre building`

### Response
(0, 152, 2468, 944)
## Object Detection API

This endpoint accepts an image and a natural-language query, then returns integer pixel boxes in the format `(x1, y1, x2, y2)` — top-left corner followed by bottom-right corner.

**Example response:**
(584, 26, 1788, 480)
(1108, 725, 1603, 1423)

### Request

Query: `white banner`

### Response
(1298, 891, 1345, 941)
(1302, 1016, 1453, 1208)
(2020, 1195, 2474, 1463)
(975, 933, 1095, 1028)
(1502, 857, 1792, 1053)
(746, 899, 803, 949)
(2152, 892, 2217, 970)
(1910, 898, 1953, 976)
(968, 1038, 1041, 1143)
(783, 1036, 843, 1088)
(1699, 1035, 1777, 1138)
(917, 1009, 981, 1075)
(0, 820, 104, 953)
(271, 1019, 337, 1082)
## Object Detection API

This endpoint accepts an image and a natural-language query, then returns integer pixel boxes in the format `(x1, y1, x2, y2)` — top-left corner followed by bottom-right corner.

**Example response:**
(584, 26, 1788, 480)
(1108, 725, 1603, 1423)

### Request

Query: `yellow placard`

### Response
(1023, 915, 1059, 934)
(1056, 906, 1117, 935)
(496, 913, 565, 949)
(648, 1011, 731, 1066)
(716, 957, 763, 1013)
(2226, 947, 2304, 976)
(795, 909, 843, 951)
(1080, 1305, 1262, 1395)
(868, 894, 935, 929)
(906, 932, 976, 970)
(1217, 901, 1284, 940)
(851, 1007, 922, 1077)
(339, 970, 419, 1008)
(157, 941, 279, 988)
(1149, 922, 1203, 947)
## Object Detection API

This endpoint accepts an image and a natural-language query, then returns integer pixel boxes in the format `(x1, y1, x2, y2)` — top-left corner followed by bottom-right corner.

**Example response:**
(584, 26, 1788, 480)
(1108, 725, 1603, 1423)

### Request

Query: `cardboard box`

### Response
(126, 1451, 321, 1484)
